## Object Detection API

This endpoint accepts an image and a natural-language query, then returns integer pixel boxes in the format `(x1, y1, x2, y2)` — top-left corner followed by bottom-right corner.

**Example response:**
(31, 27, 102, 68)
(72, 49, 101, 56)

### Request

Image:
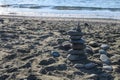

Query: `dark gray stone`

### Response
(89, 41, 99, 47)
(99, 49, 107, 55)
(68, 30, 83, 36)
(68, 49, 85, 55)
(51, 51, 60, 57)
(85, 46, 94, 54)
(70, 35, 83, 40)
(85, 62, 96, 69)
(74, 63, 84, 68)
(70, 38, 85, 44)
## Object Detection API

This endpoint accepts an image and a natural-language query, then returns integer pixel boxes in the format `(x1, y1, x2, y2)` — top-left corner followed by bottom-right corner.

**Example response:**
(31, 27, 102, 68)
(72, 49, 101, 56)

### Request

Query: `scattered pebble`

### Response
(103, 64, 113, 72)
(99, 49, 107, 55)
(85, 46, 94, 54)
(100, 44, 109, 50)
(89, 41, 99, 47)
(39, 58, 56, 65)
(74, 63, 84, 69)
(68, 49, 85, 55)
(51, 51, 60, 57)
(100, 54, 111, 64)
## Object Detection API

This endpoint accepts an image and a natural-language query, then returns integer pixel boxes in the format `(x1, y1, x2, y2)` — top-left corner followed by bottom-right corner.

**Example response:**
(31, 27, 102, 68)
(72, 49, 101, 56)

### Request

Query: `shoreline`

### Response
(1, 15, 120, 24)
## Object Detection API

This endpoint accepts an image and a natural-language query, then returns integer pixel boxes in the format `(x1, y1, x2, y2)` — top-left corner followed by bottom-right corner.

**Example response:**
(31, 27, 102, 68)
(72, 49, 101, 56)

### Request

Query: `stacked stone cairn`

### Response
(67, 23, 87, 61)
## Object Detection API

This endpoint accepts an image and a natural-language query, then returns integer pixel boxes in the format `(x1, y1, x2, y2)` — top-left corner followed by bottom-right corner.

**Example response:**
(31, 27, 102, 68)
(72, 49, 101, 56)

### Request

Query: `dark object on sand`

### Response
(67, 23, 87, 61)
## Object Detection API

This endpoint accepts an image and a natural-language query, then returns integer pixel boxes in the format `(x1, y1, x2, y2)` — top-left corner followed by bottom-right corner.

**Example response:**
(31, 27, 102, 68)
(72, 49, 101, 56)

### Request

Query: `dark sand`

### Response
(0, 15, 120, 80)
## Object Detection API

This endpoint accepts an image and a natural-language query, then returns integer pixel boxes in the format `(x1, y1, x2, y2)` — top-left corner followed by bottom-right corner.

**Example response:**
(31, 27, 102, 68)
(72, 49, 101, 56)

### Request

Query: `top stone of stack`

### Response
(68, 23, 83, 36)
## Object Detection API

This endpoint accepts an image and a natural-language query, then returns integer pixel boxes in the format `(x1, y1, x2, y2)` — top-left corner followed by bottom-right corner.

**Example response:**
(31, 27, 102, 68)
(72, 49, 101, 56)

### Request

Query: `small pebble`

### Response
(100, 54, 111, 64)
(85, 62, 96, 69)
(89, 41, 99, 47)
(100, 44, 109, 50)
(103, 64, 113, 71)
(51, 51, 60, 57)
(85, 46, 94, 54)
(99, 49, 107, 55)
(74, 63, 84, 68)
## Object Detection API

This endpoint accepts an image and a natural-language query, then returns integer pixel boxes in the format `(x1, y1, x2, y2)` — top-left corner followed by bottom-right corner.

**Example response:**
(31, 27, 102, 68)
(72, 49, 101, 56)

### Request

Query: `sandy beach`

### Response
(0, 15, 120, 80)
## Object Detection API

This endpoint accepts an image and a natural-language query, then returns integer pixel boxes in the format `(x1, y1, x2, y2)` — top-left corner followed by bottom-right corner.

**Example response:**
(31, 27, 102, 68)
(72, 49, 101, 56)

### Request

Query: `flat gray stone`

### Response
(100, 54, 111, 64)
(74, 63, 84, 68)
(85, 62, 96, 69)
(72, 44, 86, 50)
(68, 30, 83, 36)
(68, 49, 85, 55)
(70, 38, 85, 44)
(70, 35, 83, 40)
(99, 49, 107, 55)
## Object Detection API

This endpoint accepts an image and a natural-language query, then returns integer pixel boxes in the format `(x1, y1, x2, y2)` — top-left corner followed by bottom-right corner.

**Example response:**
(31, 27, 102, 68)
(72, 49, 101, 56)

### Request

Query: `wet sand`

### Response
(0, 15, 120, 80)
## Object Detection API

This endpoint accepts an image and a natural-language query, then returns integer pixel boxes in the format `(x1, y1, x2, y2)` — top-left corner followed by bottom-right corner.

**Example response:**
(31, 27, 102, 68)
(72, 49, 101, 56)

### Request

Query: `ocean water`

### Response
(0, 0, 120, 19)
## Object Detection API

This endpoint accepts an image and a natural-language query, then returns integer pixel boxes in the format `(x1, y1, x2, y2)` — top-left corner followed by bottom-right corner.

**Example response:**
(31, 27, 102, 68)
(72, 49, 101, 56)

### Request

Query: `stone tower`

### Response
(67, 23, 87, 61)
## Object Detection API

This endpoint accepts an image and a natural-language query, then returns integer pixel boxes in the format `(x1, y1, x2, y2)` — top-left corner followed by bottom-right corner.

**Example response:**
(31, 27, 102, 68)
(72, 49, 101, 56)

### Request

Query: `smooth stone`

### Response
(85, 74, 98, 80)
(70, 38, 85, 44)
(89, 41, 99, 47)
(74, 64, 85, 68)
(39, 58, 56, 65)
(68, 49, 85, 55)
(99, 49, 107, 55)
(70, 35, 83, 40)
(85, 46, 94, 54)
(85, 62, 97, 69)
(61, 41, 71, 51)
(51, 51, 60, 57)
(68, 30, 83, 36)
(100, 54, 111, 64)
(72, 44, 86, 50)
(100, 44, 109, 50)
(67, 54, 87, 61)
(103, 64, 113, 71)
